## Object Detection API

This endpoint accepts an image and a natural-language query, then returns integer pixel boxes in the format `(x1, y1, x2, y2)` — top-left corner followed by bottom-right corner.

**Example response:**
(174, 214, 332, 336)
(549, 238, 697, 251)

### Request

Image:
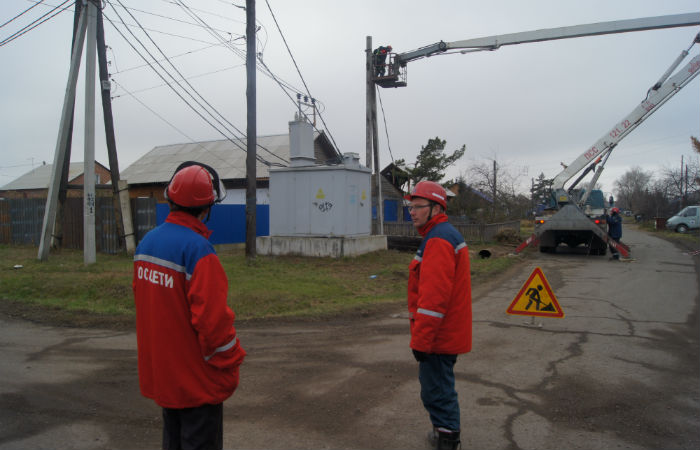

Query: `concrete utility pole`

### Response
(38, 0, 131, 262)
(245, 0, 257, 258)
(365, 37, 373, 171)
(83, 0, 97, 264)
(365, 36, 383, 235)
(38, 3, 88, 261)
(97, 8, 134, 254)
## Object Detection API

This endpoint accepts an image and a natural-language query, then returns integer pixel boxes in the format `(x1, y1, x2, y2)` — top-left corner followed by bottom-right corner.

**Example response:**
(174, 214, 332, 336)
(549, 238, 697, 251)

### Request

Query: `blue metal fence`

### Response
(156, 203, 270, 245)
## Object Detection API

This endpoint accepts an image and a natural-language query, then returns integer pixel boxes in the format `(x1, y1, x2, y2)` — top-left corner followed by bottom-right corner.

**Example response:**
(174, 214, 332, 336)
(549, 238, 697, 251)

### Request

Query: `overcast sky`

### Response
(1, 0, 699, 198)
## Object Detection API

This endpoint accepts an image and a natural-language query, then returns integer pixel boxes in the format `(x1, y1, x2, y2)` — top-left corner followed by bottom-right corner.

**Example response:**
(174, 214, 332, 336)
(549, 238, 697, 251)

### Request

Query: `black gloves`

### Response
(412, 349, 428, 362)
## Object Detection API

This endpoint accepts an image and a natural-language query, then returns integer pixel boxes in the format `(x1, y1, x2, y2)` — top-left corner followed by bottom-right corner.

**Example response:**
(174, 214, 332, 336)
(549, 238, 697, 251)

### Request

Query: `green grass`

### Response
(634, 220, 700, 244)
(0, 242, 522, 322)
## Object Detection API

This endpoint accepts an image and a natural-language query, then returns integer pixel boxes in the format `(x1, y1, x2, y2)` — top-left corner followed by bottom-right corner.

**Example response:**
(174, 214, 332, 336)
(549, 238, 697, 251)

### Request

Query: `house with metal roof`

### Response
(121, 130, 340, 204)
(119, 130, 341, 245)
(0, 161, 112, 199)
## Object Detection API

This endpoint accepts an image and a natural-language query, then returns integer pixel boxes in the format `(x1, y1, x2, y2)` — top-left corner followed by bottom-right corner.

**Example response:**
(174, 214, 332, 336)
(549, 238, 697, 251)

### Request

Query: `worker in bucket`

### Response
(373, 44, 392, 77)
(607, 206, 623, 260)
(133, 161, 246, 450)
(404, 180, 472, 450)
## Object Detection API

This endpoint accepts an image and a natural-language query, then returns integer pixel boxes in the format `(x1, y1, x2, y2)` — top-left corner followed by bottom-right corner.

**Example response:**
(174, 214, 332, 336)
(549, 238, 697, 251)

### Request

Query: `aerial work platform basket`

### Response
(373, 54, 407, 88)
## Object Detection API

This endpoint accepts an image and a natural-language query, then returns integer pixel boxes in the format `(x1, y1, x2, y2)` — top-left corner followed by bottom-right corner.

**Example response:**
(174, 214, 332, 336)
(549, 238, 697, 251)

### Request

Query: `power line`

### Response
(105, 9, 243, 144)
(376, 86, 396, 164)
(0, 0, 45, 29)
(262, 0, 342, 158)
(173, 0, 303, 163)
(0, 0, 72, 47)
(156, 0, 246, 23)
(112, 63, 245, 97)
(114, 0, 247, 140)
(104, 0, 244, 40)
(110, 78, 251, 172)
(106, 2, 286, 166)
(111, 40, 239, 75)
(17, 0, 237, 47)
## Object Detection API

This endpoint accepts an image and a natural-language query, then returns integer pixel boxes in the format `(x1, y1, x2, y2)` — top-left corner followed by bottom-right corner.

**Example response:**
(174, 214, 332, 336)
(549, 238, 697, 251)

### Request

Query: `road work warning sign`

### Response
(506, 267, 564, 318)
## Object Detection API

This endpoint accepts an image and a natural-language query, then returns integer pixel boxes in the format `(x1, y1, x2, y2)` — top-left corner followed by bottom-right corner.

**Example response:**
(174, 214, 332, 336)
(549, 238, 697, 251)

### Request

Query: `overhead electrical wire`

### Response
(3, 0, 335, 165)
(156, 0, 246, 22)
(112, 63, 246, 97)
(104, 7, 273, 167)
(104, 1, 243, 40)
(0, 0, 46, 29)
(16, 0, 240, 47)
(111, 41, 239, 75)
(111, 78, 250, 172)
(376, 86, 396, 165)
(263, 0, 342, 158)
(0, 0, 73, 47)
(113, 0, 247, 142)
(173, 0, 315, 115)
(107, 0, 287, 166)
(173, 0, 305, 163)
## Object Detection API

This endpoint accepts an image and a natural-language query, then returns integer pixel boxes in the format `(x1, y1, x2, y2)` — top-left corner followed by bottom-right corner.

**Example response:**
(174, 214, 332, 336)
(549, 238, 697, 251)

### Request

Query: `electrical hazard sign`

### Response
(506, 267, 564, 318)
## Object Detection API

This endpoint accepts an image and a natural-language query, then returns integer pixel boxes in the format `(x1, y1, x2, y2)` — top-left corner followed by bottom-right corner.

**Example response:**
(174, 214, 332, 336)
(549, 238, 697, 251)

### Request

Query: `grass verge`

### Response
(0, 243, 523, 327)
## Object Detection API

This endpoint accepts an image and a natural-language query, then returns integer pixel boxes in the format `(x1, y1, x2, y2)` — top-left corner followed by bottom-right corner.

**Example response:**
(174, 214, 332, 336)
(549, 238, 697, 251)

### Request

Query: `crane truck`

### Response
(369, 13, 700, 256)
(515, 32, 699, 256)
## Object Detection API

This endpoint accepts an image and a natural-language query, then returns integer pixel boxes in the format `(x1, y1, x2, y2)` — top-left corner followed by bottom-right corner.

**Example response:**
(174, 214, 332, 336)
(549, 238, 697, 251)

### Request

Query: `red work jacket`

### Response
(133, 211, 246, 409)
(408, 214, 472, 355)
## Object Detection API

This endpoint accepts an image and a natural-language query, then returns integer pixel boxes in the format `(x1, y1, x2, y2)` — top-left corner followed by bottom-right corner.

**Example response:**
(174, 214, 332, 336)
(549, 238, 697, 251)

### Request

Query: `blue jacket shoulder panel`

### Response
(135, 222, 216, 277)
(417, 222, 465, 258)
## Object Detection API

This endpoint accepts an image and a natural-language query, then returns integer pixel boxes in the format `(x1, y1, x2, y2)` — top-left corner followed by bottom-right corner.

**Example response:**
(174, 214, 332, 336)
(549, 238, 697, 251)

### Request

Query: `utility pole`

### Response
(38, 2, 88, 261)
(245, 0, 257, 258)
(492, 159, 498, 221)
(97, 7, 134, 253)
(365, 37, 373, 170)
(365, 36, 383, 234)
(83, 0, 97, 264)
(38, 0, 130, 262)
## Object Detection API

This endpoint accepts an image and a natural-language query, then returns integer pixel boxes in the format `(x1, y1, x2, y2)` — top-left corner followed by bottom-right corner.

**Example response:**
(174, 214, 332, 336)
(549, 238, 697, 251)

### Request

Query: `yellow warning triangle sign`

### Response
(506, 267, 564, 318)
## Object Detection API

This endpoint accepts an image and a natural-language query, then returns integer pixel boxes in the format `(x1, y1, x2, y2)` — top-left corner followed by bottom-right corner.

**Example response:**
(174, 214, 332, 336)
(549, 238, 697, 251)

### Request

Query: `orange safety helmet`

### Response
(164, 161, 226, 208)
(404, 180, 447, 209)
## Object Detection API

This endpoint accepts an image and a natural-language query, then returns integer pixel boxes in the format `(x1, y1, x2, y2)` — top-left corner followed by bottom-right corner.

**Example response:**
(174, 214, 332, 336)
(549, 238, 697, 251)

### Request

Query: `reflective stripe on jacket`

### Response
(408, 214, 472, 355)
(133, 211, 246, 409)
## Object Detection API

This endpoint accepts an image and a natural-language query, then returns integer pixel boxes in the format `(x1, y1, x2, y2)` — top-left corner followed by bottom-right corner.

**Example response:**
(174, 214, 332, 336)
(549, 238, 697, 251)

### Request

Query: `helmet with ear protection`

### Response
(164, 161, 226, 208)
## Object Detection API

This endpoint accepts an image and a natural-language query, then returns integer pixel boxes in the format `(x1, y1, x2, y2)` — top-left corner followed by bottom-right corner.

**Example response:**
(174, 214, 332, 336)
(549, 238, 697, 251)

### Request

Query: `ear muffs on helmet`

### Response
(164, 161, 227, 208)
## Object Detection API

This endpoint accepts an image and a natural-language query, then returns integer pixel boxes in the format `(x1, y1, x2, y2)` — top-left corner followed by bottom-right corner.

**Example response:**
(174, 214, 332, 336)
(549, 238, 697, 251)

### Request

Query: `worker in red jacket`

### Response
(405, 180, 472, 450)
(133, 161, 246, 450)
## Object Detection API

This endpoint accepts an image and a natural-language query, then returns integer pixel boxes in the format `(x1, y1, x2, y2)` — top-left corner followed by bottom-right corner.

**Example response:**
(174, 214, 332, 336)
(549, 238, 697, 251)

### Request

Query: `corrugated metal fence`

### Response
(0, 197, 520, 252)
(375, 220, 520, 242)
(0, 197, 156, 254)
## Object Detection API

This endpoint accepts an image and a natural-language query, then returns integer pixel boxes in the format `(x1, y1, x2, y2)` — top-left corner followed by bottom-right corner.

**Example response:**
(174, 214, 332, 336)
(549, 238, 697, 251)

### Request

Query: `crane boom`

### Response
(553, 36, 700, 191)
(396, 13, 700, 64)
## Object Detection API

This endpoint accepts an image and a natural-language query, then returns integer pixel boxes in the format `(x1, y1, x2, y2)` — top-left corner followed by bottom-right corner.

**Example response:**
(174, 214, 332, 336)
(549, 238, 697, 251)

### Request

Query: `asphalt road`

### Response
(0, 226, 698, 449)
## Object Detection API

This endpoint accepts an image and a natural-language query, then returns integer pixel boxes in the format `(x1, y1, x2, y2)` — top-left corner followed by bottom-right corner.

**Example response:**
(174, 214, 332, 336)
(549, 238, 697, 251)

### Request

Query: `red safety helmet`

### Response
(404, 180, 447, 209)
(611, 207, 620, 214)
(164, 161, 226, 208)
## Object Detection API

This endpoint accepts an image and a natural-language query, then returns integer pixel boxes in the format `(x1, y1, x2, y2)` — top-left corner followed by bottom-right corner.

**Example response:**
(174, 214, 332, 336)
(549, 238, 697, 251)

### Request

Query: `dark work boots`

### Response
(428, 427, 461, 450)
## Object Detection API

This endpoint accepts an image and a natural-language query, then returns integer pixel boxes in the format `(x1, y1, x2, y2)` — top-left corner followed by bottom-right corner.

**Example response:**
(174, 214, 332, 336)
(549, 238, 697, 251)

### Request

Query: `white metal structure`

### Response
(369, 12, 700, 256)
(395, 13, 700, 63)
(553, 33, 699, 200)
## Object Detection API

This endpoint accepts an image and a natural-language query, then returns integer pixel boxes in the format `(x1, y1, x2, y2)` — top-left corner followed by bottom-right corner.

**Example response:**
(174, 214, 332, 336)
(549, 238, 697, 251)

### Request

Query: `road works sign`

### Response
(506, 267, 564, 318)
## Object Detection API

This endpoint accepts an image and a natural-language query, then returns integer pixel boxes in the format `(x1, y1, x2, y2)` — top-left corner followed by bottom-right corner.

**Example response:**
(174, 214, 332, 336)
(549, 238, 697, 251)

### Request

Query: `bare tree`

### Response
(469, 158, 527, 221)
(613, 166, 653, 213)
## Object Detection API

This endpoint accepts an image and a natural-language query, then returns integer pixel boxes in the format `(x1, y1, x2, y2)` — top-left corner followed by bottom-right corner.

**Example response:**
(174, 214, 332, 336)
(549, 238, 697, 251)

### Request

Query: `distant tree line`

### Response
(613, 137, 700, 219)
(396, 135, 699, 224)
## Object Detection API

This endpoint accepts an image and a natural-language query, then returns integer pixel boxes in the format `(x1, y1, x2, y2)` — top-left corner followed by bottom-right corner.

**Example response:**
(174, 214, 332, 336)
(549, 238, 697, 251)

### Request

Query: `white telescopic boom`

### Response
(553, 39, 700, 191)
